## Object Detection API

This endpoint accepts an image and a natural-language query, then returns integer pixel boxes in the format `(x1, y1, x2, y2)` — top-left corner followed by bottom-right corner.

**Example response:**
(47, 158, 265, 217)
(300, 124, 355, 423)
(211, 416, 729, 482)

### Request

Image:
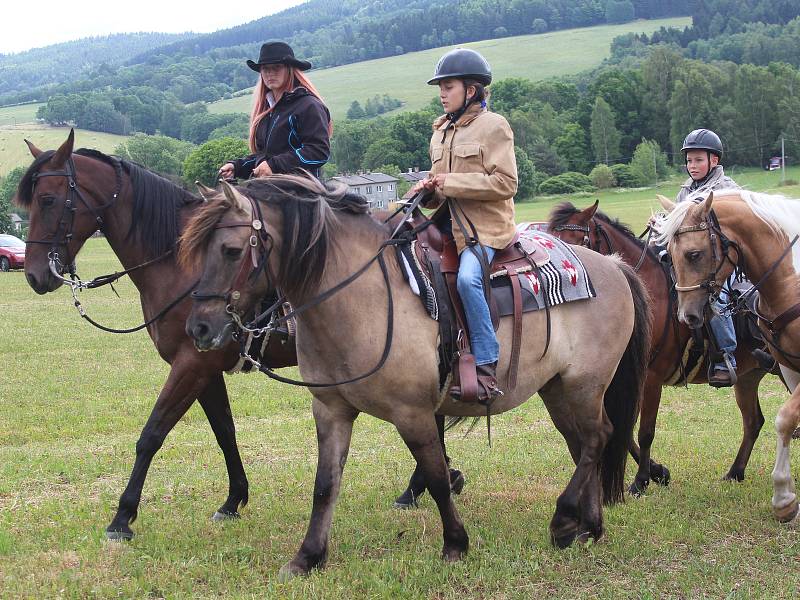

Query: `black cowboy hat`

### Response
(247, 41, 312, 72)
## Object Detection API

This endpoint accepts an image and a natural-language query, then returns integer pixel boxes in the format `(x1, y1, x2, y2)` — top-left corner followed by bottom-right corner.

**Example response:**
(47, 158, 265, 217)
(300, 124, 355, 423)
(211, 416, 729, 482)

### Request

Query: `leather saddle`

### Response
(394, 208, 550, 402)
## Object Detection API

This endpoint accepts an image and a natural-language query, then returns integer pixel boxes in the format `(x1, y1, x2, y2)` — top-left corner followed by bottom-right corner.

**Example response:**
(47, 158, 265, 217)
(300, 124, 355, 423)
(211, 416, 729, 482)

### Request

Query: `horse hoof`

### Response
(393, 488, 423, 510)
(551, 530, 577, 549)
(450, 470, 466, 495)
(105, 528, 134, 542)
(442, 546, 467, 562)
(722, 469, 745, 482)
(278, 561, 308, 582)
(651, 465, 671, 486)
(628, 478, 648, 497)
(212, 510, 241, 522)
(775, 502, 799, 524)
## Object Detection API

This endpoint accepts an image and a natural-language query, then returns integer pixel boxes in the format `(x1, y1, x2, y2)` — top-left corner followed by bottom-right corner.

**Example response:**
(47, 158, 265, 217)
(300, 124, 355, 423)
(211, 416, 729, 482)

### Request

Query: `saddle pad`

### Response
(491, 231, 596, 317)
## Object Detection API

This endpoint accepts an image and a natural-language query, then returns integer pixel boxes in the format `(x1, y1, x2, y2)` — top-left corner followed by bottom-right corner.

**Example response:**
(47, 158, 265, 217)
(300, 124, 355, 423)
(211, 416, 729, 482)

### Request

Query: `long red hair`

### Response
(248, 67, 332, 153)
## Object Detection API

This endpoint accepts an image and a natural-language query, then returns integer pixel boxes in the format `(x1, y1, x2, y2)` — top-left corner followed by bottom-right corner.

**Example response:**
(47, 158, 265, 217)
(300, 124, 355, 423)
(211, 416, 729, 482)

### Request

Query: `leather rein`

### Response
(27, 156, 194, 333)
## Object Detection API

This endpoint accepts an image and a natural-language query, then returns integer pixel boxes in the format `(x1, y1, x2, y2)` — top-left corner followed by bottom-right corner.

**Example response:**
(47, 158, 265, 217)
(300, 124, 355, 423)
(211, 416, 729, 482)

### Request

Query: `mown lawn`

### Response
(1, 174, 799, 598)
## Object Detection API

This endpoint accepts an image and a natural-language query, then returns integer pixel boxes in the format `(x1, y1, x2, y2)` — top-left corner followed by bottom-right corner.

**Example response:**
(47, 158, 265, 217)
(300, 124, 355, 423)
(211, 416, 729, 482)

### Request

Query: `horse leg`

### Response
(393, 414, 464, 509)
(395, 413, 468, 561)
(772, 366, 800, 523)
(540, 380, 609, 548)
(196, 374, 249, 519)
(279, 399, 357, 580)
(106, 362, 207, 540)
(629, 378, 669, 496)
(724, 369, 766, 481)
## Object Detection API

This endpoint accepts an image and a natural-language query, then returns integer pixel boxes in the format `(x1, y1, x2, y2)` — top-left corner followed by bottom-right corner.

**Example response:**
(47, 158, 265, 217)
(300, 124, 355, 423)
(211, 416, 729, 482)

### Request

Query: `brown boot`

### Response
(450, 362, 503, 404)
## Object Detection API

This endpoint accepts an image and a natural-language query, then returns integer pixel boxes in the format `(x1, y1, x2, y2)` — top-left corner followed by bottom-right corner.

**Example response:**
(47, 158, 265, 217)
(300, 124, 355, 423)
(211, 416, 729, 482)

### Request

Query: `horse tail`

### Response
(600, 259, 652, 505)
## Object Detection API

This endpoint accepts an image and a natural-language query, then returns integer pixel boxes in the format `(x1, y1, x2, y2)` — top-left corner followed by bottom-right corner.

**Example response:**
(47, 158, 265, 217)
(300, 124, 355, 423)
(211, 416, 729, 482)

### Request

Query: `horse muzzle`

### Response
(187, 318, 234, 352)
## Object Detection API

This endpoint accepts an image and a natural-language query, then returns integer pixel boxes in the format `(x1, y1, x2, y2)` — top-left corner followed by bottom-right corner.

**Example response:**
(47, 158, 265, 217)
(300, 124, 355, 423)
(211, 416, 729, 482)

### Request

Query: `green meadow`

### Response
(208, 17, 691, 121)
(1, 169, 799, 597)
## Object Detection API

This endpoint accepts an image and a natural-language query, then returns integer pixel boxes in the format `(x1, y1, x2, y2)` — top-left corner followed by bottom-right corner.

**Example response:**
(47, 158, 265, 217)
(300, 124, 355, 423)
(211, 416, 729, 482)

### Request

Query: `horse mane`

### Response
(16, 147, 200, 259)
(179, 173, 373, 302)
(549, 201, 646, 249)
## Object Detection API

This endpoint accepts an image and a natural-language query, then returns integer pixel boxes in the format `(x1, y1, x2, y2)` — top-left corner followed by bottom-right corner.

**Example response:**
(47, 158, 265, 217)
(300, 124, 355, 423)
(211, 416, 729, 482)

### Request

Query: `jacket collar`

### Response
(434, 102, 486, 131)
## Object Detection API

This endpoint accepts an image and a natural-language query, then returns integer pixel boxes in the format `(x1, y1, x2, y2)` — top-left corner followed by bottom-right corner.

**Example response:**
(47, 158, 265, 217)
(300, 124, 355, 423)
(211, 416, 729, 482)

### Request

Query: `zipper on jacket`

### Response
(265, 113, 280, 151)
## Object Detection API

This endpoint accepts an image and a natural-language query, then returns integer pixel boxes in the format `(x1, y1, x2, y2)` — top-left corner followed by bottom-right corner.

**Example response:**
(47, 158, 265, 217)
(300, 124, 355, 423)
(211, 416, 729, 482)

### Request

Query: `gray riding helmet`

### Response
(681, 129, 724, 159)
(427, 48, 492, 86)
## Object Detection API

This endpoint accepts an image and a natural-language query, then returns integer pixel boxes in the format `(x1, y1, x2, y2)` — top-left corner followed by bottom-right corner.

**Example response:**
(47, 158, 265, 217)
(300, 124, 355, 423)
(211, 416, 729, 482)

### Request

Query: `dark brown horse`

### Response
(16, 130, 296, 540)
(549, 201, 769, 494)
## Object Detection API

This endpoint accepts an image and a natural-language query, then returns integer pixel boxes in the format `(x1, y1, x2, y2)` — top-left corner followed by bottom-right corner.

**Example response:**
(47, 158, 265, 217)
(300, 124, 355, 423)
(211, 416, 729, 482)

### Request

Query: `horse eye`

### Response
(39, 195, 56, 208)
(223, 246, 243, 260)
(686, 250, 702, 263)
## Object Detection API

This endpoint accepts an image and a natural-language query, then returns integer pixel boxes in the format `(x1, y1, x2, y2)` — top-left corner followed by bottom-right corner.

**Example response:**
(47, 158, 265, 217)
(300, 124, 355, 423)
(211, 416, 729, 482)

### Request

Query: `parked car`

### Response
(0, 234, 25, 271)
(767, 156, 783, 171)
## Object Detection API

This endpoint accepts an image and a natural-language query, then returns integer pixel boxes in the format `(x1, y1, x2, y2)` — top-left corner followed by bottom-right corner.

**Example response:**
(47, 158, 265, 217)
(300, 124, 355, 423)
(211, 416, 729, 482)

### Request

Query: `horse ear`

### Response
(579, 199, 599, 221)
(657, 194, 676, 212)
(195, 181, 216, 201)
(51, 128, 75, 167)
(219, 180, 250, 214)
(701, 190, 714, 214)
(24, 139, 43, 158)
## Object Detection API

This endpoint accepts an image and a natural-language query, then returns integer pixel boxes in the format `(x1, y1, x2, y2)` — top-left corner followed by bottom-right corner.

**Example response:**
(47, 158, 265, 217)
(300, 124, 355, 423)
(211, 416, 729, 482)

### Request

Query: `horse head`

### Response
(655, 191, 731, 328)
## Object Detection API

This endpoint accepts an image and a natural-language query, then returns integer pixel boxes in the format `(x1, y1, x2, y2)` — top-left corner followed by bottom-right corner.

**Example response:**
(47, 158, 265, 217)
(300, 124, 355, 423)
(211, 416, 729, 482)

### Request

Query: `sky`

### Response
(1, 0, 308, 54)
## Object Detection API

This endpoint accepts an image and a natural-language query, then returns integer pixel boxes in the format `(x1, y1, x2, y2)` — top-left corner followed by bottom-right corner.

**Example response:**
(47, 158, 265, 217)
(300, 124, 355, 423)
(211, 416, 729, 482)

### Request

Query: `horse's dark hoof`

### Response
(722, 469, 745, 482)
(393, 488, 423, 509)
(442, 544, 467, 562)
(105, 527, 134, 541)
(550, 529, 578, 549)
(212, 509, 241, 521)
(628, 478, 649, 497)
(651, 464, 671, 486)
(450, 469, 465, 495)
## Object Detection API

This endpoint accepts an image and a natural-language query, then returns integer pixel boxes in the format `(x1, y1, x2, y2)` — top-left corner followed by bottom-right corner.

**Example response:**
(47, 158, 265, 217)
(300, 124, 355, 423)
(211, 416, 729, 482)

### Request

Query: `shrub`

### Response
(610, 163, 645, 188)
(589, 164, 616, 189)
(538, 171, 595, 195)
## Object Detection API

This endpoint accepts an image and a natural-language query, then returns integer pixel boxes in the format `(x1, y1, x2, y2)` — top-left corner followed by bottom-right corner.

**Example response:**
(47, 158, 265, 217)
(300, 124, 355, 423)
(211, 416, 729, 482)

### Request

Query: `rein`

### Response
(551, 219, 615, 255)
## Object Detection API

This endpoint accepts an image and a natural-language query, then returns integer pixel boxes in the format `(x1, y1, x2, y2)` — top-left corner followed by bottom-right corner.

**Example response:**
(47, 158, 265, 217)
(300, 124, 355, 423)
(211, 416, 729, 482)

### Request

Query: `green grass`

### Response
(0, 103, 42, 126)
(208, 17, 691, 121)
(0, 126, 129, 177)
(2, 173, 799, 597)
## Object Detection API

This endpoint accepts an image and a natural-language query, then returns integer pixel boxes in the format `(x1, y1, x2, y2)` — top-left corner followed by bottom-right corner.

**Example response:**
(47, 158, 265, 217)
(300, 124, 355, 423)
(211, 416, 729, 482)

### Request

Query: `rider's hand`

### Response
(218, 163, 235, 180)
(253, 161, 273, 178)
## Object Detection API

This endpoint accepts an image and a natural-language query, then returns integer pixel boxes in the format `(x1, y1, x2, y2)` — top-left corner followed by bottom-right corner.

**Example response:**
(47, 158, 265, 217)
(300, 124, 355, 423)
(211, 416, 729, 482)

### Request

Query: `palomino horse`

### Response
(550, 201, 770, 494)
(655, 189, 800, 524)
(179, 175, 651, 577)
(16, 131, 296, 540)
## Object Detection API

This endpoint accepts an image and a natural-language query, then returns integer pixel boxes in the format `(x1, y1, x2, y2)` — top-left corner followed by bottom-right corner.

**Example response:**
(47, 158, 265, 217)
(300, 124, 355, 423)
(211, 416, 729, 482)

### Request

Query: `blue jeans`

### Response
(710, 286, 737, 372)
(457, 245, 499, 366)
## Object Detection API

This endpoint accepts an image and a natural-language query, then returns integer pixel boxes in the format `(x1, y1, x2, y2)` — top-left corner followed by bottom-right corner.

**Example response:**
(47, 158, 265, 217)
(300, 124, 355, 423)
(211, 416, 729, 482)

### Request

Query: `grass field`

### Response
(0, 125, 129, 177)
(208, 17, 691, 121)
(0, 103, 42, 127)
(1, 171, 799, 597)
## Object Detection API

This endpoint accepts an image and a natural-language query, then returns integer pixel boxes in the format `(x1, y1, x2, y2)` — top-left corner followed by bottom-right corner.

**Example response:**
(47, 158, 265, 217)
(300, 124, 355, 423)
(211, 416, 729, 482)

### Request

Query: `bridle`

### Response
(551, 218, 614, 254)
(190, 195, 275, 317)
(26, 155, 123, 285)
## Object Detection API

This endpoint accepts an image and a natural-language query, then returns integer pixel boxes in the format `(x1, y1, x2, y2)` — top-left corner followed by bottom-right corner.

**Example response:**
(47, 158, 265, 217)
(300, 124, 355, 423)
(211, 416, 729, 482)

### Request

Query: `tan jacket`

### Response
(427, 104, 518, 252)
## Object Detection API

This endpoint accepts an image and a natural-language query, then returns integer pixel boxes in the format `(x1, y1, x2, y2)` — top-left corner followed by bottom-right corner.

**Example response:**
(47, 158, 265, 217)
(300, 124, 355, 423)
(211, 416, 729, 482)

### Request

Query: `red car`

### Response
(0, 234, 25, 271)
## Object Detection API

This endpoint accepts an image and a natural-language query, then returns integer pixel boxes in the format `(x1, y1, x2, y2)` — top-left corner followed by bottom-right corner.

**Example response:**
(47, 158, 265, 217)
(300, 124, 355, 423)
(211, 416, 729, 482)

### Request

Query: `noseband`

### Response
(552, 218, 614, 253)
(26, 156, 122, 283)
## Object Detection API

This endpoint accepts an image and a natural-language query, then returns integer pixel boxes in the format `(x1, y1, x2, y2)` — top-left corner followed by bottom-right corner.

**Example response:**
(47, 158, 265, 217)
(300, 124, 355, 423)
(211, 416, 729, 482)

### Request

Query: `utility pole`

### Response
(782, 135, 786, 185)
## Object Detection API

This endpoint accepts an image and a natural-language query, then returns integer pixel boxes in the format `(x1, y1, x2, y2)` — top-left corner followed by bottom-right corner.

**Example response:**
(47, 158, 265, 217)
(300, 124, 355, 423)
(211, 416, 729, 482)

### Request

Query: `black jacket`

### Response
(230, 87, 331, 179)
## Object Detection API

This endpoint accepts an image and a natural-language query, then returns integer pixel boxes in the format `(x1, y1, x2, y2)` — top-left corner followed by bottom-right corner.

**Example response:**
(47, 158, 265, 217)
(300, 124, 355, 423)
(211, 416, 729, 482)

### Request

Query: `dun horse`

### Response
(655, 190, 800, 524)
(550, 201, 769, 494)
(179, 175, 650, 577)
(16, 131, 296, 540)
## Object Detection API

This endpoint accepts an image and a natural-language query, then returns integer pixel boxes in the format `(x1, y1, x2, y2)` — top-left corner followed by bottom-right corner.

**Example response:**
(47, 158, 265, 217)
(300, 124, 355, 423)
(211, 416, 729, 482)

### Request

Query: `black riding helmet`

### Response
(681, 129, 724, 159)
(427, 48, 492, 86)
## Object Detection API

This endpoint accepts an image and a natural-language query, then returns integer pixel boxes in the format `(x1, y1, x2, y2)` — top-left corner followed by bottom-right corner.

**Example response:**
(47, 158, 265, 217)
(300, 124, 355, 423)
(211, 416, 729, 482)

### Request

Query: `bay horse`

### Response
(655, 189, 800, 524)
(179, 175, 651, 577)
(16, 130, 297, 540)
(549, 201, 770, 494)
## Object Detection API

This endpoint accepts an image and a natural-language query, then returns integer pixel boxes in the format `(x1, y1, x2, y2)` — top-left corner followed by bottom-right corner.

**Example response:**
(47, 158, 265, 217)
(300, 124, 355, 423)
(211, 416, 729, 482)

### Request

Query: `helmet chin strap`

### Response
(442, 86, 484, 142)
